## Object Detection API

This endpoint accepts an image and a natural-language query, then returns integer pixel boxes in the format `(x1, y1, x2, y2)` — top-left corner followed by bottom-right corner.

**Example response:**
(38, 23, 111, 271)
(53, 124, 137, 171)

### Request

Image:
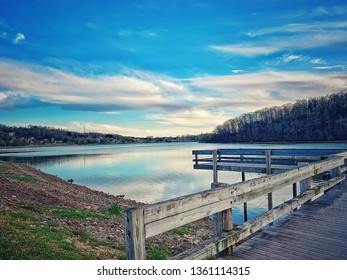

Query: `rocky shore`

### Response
(0, 160, 212, 259)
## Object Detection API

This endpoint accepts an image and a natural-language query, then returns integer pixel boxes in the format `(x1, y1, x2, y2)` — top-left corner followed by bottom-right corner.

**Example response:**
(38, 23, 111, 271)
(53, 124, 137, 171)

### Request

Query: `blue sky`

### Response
(0, 0, 347, 137)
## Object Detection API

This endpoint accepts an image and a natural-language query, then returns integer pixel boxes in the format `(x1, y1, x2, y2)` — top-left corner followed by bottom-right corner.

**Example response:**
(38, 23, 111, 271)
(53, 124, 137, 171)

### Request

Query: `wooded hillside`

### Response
(0, 125, 196, 146)
(210, 92, 347, 143)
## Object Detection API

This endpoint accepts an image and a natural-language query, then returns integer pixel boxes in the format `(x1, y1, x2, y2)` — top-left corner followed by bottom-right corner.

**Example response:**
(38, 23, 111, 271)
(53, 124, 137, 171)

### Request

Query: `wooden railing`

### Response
(124, 149, 347, 260)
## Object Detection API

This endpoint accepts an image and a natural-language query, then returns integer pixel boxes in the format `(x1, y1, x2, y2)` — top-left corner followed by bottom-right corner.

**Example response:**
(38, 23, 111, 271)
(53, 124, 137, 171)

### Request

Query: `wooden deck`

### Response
(224, 180, 347, 260)
(125, 149, 347, 260)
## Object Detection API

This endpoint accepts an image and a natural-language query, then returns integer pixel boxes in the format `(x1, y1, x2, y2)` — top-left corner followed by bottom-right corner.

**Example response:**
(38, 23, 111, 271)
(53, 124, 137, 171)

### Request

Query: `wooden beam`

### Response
(124, 207, 146, 260)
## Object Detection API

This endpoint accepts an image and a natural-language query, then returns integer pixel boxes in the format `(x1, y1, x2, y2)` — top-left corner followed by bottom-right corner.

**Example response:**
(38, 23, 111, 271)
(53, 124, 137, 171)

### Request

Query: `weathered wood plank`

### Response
(124, 207, 146, 260)
(244, 230, 347, 259)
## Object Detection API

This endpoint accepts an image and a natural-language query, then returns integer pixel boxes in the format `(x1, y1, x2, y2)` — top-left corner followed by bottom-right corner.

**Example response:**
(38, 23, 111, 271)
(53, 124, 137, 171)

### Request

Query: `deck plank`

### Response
(225, 180, 347, 260)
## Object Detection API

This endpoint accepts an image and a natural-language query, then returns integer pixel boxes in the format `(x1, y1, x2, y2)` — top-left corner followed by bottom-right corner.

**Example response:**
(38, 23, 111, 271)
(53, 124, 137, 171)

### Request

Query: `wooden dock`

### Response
(124, 148, 347, 260)
(224, 179, 347, 260)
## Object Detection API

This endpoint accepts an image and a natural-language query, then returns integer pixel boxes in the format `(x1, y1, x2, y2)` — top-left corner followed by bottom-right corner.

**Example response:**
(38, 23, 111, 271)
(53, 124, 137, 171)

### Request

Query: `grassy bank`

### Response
(0, 160, 212, 260)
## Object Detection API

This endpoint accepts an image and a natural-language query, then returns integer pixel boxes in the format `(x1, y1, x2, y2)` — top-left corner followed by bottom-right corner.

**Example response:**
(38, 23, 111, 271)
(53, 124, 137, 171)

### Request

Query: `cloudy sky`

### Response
(1, 0, 347, 137)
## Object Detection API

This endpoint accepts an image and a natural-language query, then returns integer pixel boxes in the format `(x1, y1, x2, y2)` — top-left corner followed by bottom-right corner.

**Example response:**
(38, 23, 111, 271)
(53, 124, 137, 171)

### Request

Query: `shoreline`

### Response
(0, 160, 212, 260)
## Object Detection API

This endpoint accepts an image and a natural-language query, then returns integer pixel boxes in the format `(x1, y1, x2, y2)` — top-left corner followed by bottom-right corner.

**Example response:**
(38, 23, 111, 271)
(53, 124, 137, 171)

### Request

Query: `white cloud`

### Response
(13, 33, 25, 44)
(218, 20, 347, 57)
(189, 71, 347, 112)
(58, 121, 208, 137)
(1, 60, 347, 136)
(0, 60, 193, 112)
(231, 70, 244, 74)
(212, 30, 347, 56)
(313, 65, 345, 70)
(62, 122, 156, 137)
(210, 44, 279, 56)
(139, 30, 158, 38)
(246, 23, 311, 37)
(147, 108, 227, 128)
(281, 54, 305, 63)
(310, 58, 324, 64)
(0, 92, 6, 101)
(118, 29, 160, 39)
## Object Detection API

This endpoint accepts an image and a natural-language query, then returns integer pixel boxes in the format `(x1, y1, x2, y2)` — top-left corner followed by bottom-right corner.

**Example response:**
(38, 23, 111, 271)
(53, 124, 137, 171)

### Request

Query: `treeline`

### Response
(208, 91, 347, 143)
(0, 124, 197, 146)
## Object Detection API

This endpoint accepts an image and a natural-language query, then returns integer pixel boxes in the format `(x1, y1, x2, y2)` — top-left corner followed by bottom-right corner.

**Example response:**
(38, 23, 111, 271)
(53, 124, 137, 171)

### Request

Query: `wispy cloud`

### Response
(231, 70, 244, 74)
(214, 19, 347, 57)
(58, 120, 208, 137)
(210, 45, 279, 56)
(13, 33, 25, 44)
(281, 54, 306, 63)
(189, 71, 347, 112)
(247, 21, 347, 38)
(0, 60, 193, 112)
(313, 65, 345, 70)
(310, 58, 324, 64)
(211, 30, 347, 56)
(279, 5, 347, 20)
(147, 108, 227, 129)
(117, 29, 161, 39)
(272, 53, 324, 66)
(0, 19, 26, 45)
(61, 121, 157, 137)
(1, 59, 347, 135)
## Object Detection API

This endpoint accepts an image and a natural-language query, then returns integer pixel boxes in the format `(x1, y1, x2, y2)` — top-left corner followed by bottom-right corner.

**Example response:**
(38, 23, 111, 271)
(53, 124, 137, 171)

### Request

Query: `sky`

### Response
(0, 0, 347, 137)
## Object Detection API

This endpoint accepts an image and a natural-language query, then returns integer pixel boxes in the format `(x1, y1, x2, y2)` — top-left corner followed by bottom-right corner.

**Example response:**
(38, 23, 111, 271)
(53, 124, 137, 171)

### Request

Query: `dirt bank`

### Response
(0, 160, 212, 259)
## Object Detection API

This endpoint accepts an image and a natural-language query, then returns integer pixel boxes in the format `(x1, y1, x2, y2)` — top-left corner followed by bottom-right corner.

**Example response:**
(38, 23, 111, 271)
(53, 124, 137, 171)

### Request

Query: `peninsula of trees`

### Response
(208, 91, 347, 143)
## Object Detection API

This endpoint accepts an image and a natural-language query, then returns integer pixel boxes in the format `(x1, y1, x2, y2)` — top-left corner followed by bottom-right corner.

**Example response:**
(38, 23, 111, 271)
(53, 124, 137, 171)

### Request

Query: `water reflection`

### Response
(1, 142, 347, 224)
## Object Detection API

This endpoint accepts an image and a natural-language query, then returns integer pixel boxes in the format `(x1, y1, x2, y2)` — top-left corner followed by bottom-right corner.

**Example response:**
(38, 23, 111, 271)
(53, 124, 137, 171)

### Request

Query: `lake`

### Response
(1, 141, 347, 223)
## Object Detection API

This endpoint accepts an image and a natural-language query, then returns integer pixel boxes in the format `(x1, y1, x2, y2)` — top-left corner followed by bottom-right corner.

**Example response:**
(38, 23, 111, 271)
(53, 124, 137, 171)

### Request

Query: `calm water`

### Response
(1, 141, 347, 223)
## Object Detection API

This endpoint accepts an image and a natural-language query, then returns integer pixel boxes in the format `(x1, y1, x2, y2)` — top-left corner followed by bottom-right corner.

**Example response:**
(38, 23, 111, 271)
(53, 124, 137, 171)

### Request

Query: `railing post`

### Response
(265, 150, 273, 215)
(298, 162, 312, 203)
(124, 207, 146, 260)
(241, 171, 248, 222)
(213, 149, 219, 183)
(292, 182, 297, 197)
(331, 166, 342, 178)
(292, 182, 298, 211)
(212, 149, 233, 256)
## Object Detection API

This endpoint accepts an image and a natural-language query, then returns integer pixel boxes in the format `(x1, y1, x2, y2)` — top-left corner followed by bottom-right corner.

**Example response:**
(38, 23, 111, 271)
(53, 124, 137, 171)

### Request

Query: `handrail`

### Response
(193, 148, 346, 157)
(124, 149, 347, 260)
